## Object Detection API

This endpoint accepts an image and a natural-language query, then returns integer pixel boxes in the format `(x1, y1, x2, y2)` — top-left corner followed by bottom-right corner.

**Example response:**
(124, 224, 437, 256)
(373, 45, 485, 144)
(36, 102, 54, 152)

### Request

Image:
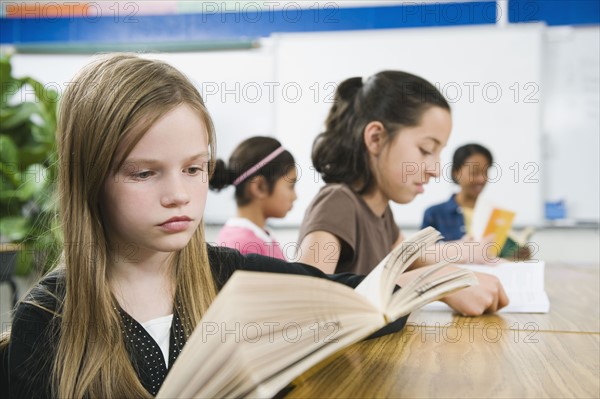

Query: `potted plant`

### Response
(1, 52, 61, 283)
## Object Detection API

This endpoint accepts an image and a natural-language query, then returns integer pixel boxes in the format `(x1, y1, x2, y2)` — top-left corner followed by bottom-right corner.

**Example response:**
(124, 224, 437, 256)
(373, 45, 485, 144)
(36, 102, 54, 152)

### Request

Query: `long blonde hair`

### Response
(51, 53, 218, 398)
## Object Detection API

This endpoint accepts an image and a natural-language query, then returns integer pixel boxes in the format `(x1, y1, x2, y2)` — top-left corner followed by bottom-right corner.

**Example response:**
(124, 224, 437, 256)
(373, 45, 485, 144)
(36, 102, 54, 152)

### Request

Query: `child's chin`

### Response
(158, 239, 194, 253)
(394, 194, 416, 205)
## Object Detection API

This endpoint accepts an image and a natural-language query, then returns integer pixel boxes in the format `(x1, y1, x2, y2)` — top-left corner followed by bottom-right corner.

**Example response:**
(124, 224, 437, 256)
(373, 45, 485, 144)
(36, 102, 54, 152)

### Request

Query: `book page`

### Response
(386, 262, 477, 320)
(424, 261, 550, 313)
(471, 196, 494, 240)
(354, 227, 442, 311)
(157, 271, 385, 398)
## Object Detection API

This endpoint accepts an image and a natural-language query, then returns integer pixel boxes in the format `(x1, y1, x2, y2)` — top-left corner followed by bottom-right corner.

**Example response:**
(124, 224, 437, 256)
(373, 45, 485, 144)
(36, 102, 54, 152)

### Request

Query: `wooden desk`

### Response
(288, 264, 600, 398)
(408, 263, 600, 333)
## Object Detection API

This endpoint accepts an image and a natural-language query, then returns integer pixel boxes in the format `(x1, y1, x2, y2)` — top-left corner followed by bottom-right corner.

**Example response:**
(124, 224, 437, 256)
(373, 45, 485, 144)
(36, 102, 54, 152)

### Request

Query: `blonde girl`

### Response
(5, 54, 384, 398)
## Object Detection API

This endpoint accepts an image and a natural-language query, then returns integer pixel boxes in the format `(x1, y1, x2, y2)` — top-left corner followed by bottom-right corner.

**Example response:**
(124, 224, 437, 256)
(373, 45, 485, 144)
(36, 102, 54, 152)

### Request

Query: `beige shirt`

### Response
(298, 184, 400, 275)
(462, 206, 474, 236)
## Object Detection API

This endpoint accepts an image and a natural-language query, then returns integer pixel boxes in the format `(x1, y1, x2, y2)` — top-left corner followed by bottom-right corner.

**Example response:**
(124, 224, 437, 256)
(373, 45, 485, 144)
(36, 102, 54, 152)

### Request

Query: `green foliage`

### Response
(0, 54, 62, 275)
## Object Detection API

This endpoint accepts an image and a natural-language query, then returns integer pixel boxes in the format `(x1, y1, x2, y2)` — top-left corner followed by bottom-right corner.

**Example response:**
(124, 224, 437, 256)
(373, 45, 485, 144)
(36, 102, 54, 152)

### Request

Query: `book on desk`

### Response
(424, 261, 550, 313)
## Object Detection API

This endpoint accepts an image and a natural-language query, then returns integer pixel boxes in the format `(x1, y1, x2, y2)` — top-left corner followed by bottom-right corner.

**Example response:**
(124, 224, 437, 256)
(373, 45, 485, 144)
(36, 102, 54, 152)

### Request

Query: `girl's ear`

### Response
(248, 176, 269, 199)
(363, 121, 387, 156)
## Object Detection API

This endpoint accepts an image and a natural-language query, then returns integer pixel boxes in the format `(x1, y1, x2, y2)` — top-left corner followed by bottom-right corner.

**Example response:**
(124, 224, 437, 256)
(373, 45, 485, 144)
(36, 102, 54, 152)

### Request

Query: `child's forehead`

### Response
(115, 105, 210, 166)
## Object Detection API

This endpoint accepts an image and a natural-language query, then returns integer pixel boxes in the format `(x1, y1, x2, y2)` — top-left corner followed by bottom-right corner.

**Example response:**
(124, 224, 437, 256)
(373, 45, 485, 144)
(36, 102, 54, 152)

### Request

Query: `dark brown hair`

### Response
(210, 136, 295, 206)
(451, 143, 493, 184)
(312, 71, 450, 194)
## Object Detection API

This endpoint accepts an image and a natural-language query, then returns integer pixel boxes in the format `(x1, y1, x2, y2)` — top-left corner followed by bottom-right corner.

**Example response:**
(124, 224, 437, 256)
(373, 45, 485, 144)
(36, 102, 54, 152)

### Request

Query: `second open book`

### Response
(157, 227, 477, 398)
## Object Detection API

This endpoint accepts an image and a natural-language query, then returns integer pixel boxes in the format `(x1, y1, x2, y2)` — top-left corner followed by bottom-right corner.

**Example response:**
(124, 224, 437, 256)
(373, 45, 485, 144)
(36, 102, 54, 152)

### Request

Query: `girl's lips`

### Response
(159, 217, 192, 233)
(416, 184, 425, 194)
(160, 220, 191, 233)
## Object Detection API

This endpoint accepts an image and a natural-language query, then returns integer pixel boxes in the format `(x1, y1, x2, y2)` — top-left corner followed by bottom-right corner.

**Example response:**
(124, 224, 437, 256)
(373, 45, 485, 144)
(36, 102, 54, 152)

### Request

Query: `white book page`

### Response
(354, 228, 441, 312)
(471, 195, 494, 240)
(424, 261, 550, 313)
(387, 267, 477, 320)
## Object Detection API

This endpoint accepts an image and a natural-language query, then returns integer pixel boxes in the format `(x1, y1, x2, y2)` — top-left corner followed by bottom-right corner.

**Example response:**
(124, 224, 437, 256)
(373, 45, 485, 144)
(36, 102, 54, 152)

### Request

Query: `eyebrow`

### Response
(124, 152, 210, 165)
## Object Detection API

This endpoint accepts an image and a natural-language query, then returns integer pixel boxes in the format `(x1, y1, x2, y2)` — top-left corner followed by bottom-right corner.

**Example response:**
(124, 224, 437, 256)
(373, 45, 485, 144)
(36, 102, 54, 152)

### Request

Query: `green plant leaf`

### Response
(23, 77, 59, 118)
(0, 188, 20, 202)
(1, 56, 61, 268)
(0, 55, 11, 87)
(31, 121, 55, 144)
(18, 143, 51, 166)
(0, 216, 31, 242)
(0, 160, 21, 187)
(16, 164, 47, 201)
(1, 79, 25, 107)
(0, 134, 18, 164)
(0, 56, 25, 108)
(0, 102, 40, 130)
(15, 249, 34, 276)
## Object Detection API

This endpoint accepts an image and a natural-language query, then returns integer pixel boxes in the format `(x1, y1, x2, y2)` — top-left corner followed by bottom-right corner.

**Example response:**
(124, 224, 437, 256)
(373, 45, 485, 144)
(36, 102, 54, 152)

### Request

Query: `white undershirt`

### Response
(141, 314, 173, 367)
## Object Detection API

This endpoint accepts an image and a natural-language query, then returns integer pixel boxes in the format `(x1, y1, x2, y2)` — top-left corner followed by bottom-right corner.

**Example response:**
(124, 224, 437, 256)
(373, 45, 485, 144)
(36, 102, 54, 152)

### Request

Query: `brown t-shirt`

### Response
(298, 183, 400, 275)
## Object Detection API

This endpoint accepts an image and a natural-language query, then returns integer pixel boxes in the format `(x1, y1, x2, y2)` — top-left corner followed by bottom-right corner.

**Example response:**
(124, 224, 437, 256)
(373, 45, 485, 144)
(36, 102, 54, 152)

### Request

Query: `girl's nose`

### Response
(474, 172, 488, 184)
(161, 176, 191, 207)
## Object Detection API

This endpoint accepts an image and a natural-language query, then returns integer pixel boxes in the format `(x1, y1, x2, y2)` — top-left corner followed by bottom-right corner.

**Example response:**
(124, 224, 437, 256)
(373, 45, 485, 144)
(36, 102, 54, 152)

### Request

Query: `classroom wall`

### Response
(272, 24, 544, 227)
(3, 1, 599, 228)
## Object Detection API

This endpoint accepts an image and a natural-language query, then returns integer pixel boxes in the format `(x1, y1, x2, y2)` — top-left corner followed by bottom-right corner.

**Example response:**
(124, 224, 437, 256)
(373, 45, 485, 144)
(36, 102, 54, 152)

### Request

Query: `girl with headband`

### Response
(209, 137, 297, 260)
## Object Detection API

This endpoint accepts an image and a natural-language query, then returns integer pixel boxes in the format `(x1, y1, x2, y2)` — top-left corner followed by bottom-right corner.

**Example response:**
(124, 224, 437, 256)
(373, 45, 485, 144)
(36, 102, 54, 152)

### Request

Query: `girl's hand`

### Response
(440, 271, 509, 316)
(398, 265, 509, 315)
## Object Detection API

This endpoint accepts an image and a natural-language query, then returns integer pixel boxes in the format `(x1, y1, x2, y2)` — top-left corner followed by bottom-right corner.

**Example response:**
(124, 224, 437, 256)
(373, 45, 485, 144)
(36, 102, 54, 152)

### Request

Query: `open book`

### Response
(157, 228, 477, 398)
(424, 261, 550, 313)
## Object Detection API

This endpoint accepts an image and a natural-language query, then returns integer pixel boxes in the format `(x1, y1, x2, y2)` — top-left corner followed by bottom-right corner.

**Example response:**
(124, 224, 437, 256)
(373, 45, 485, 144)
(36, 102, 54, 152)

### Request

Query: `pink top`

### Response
(216, 217, 286, 260)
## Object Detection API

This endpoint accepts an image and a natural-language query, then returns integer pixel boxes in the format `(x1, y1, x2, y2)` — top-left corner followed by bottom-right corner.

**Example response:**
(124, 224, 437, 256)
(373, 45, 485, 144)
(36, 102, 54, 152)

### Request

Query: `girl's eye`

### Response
(420, 148, 433, 156)
(185, 165, 205, 175)
(132, 171, 153, 180)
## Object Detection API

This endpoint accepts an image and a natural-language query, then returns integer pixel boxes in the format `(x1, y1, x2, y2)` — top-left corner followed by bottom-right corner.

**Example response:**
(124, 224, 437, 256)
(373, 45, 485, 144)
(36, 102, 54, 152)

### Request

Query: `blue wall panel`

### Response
(0, 1, 597, 46)
(1, 2, 498, 45)
(509, 0, 600, 26)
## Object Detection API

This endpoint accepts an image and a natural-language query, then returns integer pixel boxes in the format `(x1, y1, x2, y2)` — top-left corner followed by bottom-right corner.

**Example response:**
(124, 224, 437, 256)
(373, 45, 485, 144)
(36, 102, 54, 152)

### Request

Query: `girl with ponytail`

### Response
(209, 137, 297, 260)
(298, 71, 509, 316)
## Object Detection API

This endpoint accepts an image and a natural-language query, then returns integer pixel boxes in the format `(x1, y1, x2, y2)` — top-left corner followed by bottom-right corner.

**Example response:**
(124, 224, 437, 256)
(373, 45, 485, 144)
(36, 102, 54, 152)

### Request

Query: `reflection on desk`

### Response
(287, 264, 600, 398)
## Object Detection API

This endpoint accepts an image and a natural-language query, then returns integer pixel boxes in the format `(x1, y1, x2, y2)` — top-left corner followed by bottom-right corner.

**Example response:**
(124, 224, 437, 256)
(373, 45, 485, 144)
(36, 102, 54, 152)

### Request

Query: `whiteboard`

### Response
(542, 26, 600, 223)
(272, 24, 545, 228)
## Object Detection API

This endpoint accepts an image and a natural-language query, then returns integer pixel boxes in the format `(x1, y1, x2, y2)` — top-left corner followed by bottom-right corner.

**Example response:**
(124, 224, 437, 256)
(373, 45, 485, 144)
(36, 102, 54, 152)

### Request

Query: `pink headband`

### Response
(233, 146, 286, 187)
